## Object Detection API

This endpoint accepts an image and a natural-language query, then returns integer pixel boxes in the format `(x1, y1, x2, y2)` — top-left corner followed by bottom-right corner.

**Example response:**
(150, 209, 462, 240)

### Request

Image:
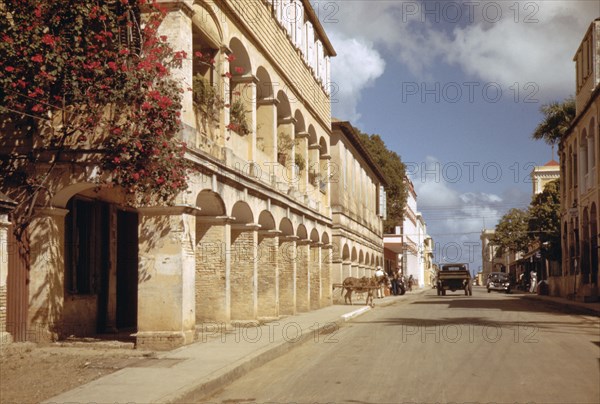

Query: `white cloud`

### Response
(328, 32, 386, 122)
(325, 0, 598, 101)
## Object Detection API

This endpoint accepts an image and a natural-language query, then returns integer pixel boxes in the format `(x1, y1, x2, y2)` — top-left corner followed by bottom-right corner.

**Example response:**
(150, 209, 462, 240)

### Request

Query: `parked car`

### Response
(487, 272, 511, 294)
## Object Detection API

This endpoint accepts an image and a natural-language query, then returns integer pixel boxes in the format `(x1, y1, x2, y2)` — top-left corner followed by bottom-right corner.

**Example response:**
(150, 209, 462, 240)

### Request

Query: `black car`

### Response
(487, 272, 511, 294)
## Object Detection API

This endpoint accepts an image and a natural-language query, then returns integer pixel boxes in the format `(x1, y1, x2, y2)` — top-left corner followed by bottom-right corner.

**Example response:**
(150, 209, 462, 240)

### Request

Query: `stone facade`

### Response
(554, 19, 600, 301)
(329, 121, 387, 290)
(0, 0, 345, 349)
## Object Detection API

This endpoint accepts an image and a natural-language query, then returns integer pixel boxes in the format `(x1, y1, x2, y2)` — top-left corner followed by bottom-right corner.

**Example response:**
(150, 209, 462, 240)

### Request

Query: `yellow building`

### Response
(329, 121, 387, 290)
(0, 0, 342, 349)
(557, 18, 599, 301)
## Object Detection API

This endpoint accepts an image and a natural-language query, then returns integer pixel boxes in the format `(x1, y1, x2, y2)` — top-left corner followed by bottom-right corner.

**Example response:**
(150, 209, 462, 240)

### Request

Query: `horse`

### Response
(341, 275, 388, 306)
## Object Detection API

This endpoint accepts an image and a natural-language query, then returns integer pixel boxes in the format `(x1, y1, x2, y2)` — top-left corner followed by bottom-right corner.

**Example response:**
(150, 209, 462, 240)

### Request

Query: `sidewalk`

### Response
(520, 292, 600, 317)
(44, 295, 402, 404)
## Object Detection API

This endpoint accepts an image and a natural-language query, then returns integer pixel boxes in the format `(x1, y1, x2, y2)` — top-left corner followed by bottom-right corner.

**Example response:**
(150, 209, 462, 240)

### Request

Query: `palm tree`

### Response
(532, 97, 576, 146)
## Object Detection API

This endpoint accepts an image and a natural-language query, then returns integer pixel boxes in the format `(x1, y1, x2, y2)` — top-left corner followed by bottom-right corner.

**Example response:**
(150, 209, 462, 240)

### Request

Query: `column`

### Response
(195, 216, 232, 324)
(257, 230, 281, 319)
(28, 208, 67, 342)
(137, 207, 196, 350)
(296, 239, 311, 312)
(279, 235, 298, 315)
(310, 242, 322, 310)
(0, 214, 11, 343)
(321, 243, 333, 307)
(256, 98, 279, 162)
(230, 224, 259, 320)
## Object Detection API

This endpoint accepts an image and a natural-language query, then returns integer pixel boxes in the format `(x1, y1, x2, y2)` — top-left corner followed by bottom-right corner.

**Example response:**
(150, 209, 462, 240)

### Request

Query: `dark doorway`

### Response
(116, 209, 138, 329)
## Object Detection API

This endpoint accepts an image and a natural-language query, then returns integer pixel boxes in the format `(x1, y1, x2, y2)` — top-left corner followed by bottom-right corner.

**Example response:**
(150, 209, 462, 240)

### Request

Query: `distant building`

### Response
(556, 18, 599, 301)
(383, 178, 434, 288)
(532, 160, 560, 194)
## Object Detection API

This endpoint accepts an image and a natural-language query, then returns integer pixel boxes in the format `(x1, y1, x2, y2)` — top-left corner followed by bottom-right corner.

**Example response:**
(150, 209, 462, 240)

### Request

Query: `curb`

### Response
(341, 306, 371, 321)
(168, 308, 371, 403)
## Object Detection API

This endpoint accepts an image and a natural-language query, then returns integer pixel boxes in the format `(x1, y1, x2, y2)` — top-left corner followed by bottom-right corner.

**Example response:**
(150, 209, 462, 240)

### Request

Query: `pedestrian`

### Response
(391, 272, 399, 295)
(529, 269, 537, 293)
(408, 274, 414, 292)
(375, 266, 385, 298)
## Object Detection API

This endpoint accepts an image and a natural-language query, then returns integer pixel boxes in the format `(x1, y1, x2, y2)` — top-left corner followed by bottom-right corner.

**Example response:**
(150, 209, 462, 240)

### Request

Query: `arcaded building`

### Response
(1, 0, 339, 349)
(329, 121, 387, 286)
(556, 18, 599, 301)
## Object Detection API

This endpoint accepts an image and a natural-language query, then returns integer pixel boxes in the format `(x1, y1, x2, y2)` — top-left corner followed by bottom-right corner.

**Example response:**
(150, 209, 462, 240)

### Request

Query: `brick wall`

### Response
(257, 235, 278, 318)
(278, 238, 296, 315)
(230, 229, 256, 320)
(309, 244, 320, 310)
(296, 242, 310, 312)
(196, 222, 227, 321)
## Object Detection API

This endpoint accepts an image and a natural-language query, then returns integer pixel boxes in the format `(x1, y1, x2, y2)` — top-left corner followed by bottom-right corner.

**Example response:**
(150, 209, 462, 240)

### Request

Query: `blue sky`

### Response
(314, 0, 600, 271)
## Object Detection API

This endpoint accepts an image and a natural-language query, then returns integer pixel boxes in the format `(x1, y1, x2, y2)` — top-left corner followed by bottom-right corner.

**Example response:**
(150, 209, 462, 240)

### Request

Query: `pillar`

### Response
(230, 224, 259, 320)
(296, 240, 311, 312)
(310, 242, 322, 310)
(136, 207, 196, 350)
(257, 230, 280, 319)
(321, 244, 332, 307)
(279, 235, 298, 315)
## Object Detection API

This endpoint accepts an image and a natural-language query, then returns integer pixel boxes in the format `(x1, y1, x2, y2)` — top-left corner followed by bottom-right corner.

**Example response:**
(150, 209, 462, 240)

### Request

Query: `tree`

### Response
(528, 179, 561, 261)
(532, 97, 576, 146)
(356, 130, 408, 231)
(492, 208, 530, 256)
(0, 0, 193, 242)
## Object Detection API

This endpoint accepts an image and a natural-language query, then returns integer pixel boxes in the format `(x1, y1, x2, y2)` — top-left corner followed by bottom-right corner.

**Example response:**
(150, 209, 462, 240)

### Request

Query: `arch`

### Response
(588, 117, 596, 169)
(297, 224, 308, 240)
(52, 183, 100, 208)
(307, 124, 318, 146)
(310, 228, 320, 243)
(231, 201, 253, 224)
(342, 243, 350, 261)
(258, 210, 276, 230)
(294, 110, 306, 134)
(256, 66, 273, 100)
(279, 218, 294, 236)
(319, 136, 328, 156)
(582, 207, 591, 282)
(276, 90, 292, 119)
(365, 252, 370, 267)
(196, 190, 226, 216)
(191, 3, 223, 49)
(358, 250, 364, 265)
(229, 37, 252, 77)
(321, 231, 330, 245)
(351, 246, 357, 263)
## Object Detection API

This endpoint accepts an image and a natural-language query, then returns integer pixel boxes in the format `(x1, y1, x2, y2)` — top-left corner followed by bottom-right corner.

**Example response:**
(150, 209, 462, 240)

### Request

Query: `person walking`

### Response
(529, 269, 537, 293)
(375, 266, 385, 298)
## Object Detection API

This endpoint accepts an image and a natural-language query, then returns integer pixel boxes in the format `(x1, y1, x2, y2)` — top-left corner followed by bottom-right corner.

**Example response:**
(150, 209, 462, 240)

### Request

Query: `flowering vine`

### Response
(0, 0, 194, 237)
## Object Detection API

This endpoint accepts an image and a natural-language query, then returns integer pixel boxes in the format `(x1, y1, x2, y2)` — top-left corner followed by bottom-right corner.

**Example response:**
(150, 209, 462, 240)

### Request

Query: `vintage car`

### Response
(487, 272, 511, 294)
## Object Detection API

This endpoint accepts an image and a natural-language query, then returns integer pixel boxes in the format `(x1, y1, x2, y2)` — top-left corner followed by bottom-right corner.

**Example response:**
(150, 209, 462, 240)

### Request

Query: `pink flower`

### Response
(141, 101, 152, 110)
(31, 54, 43, 63)
(234, 66, 244, 74)
(107, 61, 118, 71)
(194, 51, 203, 58)
(5, 66, 15, 72)
(224, 72, 232, 79)
(132, 173, 140, 181)
(226, 54, 236, 62)
(41, 34, 55, 46)
(113, 157, 121, 164)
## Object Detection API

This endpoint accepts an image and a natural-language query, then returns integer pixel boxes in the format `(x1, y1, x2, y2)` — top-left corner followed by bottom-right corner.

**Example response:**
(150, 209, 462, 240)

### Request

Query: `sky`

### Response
(313, 0, 600, 272)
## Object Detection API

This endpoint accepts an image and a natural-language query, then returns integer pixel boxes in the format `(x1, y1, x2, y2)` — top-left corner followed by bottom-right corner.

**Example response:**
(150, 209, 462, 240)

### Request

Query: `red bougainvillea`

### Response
(0, 0, 191, 206)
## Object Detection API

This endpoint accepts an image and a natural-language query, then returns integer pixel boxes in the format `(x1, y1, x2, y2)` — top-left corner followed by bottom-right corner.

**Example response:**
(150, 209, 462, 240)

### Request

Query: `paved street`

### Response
(205, 287, 600, 404)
